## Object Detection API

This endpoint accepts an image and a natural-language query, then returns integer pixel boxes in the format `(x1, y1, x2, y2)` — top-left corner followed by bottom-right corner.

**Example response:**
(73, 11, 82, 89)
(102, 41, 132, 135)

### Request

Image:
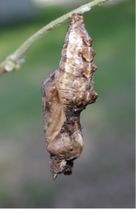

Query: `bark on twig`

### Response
(0, 0, 111, 76)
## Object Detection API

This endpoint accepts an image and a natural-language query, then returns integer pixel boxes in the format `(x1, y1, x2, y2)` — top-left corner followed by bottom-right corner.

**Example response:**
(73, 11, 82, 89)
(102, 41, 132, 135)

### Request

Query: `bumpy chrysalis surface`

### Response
(42, 14, 98, 179)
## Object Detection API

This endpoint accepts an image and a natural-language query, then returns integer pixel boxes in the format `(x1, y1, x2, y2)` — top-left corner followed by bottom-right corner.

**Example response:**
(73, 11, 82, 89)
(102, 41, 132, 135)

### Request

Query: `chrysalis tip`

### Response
(53, 173, 58, 180)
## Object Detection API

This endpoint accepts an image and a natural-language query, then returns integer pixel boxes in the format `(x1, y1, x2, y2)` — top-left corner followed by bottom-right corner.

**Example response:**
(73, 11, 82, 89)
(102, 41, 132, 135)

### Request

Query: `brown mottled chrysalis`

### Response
(42, 14, 98, 179)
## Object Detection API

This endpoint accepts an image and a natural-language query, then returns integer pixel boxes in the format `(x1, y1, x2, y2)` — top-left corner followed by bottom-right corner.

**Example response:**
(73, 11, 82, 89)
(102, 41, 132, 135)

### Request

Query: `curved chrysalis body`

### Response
(42, 14, 98, 179)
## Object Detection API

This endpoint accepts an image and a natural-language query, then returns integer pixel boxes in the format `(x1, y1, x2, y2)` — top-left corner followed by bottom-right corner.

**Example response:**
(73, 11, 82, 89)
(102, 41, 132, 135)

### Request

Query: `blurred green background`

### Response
(0, 0, 134, 207)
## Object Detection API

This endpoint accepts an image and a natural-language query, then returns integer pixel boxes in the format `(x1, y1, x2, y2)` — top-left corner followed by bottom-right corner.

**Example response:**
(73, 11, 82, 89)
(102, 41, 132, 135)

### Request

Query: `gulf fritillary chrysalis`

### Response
(42, 14, 98, 179)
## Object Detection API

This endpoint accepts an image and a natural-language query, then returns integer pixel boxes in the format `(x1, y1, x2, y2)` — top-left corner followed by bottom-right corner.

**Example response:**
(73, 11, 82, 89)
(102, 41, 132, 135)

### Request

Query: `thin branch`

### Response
(0, 0, 111, 76)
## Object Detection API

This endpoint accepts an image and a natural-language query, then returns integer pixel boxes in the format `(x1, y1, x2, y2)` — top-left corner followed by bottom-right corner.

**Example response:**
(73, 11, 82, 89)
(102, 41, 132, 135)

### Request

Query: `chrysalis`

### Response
(42, 14, 98, 179)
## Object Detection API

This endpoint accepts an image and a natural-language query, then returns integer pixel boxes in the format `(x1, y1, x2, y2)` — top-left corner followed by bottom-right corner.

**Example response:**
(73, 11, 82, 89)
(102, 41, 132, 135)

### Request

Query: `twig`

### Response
(0, 0, 111, 76)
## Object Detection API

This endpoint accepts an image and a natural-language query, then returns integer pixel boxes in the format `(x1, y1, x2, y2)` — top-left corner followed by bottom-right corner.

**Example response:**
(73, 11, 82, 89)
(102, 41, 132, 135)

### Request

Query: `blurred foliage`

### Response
(0, 0, 134, 207)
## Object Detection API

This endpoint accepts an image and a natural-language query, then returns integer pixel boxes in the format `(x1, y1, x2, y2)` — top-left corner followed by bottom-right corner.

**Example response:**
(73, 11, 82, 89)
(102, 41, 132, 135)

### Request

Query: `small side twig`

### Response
(0, 0, 111, 76)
